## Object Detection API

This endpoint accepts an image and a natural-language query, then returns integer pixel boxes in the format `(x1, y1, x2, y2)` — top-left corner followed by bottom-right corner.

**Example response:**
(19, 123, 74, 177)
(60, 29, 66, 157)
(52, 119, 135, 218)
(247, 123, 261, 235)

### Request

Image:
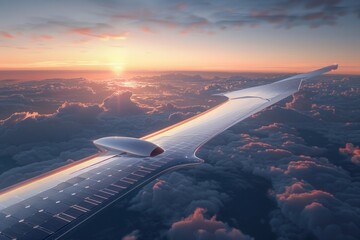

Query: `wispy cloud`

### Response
(95, 0, 358, 31)
(1, 31, 14, 39)
(32, 34, 54, 41)
(70, 27, 128, 40)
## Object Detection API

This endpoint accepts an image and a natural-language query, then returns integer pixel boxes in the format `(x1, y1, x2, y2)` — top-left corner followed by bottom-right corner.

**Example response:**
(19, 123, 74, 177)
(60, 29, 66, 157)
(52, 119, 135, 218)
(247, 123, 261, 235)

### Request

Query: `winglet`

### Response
(213, 64, 338, 100)
(277, 64, 338, 82)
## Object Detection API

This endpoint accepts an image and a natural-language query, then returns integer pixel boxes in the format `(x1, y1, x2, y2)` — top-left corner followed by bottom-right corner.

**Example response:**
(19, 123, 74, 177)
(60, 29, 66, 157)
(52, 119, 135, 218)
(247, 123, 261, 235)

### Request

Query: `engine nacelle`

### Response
(93, 136, 164, 157)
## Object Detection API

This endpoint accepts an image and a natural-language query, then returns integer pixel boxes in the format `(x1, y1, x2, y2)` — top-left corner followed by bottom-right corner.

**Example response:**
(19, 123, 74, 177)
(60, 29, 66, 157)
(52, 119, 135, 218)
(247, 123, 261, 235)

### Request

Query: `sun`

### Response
(111, 63, 125, 76)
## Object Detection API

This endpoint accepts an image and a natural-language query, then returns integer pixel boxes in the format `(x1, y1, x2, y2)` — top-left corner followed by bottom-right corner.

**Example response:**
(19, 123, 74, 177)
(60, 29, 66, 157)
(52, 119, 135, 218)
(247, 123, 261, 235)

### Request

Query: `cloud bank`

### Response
(1, 73, 359, 239)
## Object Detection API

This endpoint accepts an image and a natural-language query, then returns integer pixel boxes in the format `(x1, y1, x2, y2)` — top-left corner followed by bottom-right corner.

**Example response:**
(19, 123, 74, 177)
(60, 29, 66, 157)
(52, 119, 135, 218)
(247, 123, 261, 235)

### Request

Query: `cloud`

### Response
(121, 230, 139, 240)
(69, 27, 128, 40)
(339, 143, 360, 165)
(213, 6, 345, 29)
(286, 0, 342, 9)
(15, 17, 127, 42)
(119, 72, 360, 240)
(32, 34, 54, 40)
(0, 85, 153, 188)
(1, 72, 359, 240)
(167, 208, 253, 240)
(129, 172, 229, 222)
(0, 31, 14, 39)
(205, 117, 360, 240)
(101, 91, 147, 114)
(101, 0, 356, 30)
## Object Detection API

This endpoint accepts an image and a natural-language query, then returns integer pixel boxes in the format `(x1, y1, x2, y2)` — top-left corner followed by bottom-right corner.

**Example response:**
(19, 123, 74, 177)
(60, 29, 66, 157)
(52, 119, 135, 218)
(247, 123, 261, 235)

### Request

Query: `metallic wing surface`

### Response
(0, 65, 338, 239)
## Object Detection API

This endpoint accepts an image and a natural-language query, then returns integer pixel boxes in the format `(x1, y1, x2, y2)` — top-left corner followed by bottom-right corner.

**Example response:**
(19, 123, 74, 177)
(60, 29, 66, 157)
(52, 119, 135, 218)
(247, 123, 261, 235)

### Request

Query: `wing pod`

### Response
(93, 136, 164, 157)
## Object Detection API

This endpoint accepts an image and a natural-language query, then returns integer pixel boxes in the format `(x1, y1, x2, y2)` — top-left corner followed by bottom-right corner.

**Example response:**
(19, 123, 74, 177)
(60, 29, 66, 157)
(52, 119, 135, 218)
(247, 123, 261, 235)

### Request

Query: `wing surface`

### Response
(0, 65, 337, 239)
(145, 64, 338, 155)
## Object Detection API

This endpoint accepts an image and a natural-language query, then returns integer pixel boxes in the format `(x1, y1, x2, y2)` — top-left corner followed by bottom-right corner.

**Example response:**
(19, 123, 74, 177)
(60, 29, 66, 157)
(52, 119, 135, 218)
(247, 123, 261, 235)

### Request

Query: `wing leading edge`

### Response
(145, 64, 338, 155)
(0, 65, 337, 239)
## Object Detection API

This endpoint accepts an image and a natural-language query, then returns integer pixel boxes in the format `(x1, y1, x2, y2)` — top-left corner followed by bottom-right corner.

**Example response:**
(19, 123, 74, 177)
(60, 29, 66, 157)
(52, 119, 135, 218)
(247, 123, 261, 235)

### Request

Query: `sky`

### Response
(0, 0, 360, 74)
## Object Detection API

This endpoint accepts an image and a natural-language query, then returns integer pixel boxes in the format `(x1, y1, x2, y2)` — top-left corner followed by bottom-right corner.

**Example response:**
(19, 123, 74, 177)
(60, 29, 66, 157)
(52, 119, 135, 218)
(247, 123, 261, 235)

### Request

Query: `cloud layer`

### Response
(1, 72, 359, 240)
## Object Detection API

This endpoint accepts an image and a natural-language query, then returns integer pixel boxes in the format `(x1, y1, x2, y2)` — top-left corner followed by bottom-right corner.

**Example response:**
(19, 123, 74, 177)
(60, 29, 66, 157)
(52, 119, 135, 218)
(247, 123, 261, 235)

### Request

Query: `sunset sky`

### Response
(1, 0, 359, 74)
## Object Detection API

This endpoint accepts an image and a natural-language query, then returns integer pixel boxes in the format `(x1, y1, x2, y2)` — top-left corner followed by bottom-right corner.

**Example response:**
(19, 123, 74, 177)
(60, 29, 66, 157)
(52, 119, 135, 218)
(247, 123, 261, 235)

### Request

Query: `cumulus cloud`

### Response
(0, 78, 114, 119)
(204, 117, 360, 240)
(129, 172, 229, 222)
(167, 208, 253, 240)
(119, 72, 360, 240)
(339, 143, 360, 165)
(0, 86, 152, 188)
(101, 91, 147, 115)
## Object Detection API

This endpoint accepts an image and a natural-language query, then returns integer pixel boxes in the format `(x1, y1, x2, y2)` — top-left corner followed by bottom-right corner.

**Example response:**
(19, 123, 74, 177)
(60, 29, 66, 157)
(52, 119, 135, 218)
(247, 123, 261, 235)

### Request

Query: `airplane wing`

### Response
(0, 65, 338, 239)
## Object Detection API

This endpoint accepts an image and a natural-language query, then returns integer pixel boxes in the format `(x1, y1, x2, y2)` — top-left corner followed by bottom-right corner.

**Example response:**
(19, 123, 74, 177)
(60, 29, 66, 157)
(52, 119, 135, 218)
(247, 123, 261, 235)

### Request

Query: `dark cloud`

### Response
(10, 0, 358, 41)
(129, 172, 229, 222)
(286, 0, 342, 9)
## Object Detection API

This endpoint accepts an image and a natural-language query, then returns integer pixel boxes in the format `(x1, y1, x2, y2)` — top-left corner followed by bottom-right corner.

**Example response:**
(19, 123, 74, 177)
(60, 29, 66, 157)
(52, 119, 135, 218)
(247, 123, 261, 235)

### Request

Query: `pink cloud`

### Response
(152, 179, 165, 190)
(239, 141, 272, 150)
(33, 34, 54, 41)
(1, 31, 14, 39)
(70, 27, 128, 40)
(141, 26, 154, 33)
(339, 143, 360, 165)
(277, 182, 336, 208)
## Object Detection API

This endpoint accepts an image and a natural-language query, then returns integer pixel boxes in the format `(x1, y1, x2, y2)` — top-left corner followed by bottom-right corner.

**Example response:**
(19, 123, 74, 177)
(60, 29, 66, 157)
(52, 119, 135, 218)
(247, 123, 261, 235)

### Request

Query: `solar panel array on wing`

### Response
(0, 152, 193, 239)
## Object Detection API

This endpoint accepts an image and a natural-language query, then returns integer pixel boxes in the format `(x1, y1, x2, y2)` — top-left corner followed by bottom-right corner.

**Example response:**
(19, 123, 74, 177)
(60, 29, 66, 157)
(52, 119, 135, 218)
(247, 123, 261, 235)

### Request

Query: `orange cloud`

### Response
(70, 27, 128, 40)
(1, 31, 14, 39)
(141, 26, 153, 33)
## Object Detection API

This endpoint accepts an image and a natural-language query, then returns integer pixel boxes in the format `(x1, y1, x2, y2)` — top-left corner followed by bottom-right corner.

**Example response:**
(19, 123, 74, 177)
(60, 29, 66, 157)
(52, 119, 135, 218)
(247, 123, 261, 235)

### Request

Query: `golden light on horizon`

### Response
(111, 63, 125, 76)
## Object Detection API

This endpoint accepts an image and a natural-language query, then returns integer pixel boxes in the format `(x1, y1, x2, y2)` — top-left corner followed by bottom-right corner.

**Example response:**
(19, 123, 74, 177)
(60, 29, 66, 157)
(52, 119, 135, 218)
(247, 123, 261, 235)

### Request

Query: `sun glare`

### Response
(111, 63, 125, 76)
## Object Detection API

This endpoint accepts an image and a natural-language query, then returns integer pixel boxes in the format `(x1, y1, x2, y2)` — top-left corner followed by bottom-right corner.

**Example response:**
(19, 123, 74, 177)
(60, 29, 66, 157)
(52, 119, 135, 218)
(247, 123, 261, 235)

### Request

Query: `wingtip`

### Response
(331, 64, 339, 70)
